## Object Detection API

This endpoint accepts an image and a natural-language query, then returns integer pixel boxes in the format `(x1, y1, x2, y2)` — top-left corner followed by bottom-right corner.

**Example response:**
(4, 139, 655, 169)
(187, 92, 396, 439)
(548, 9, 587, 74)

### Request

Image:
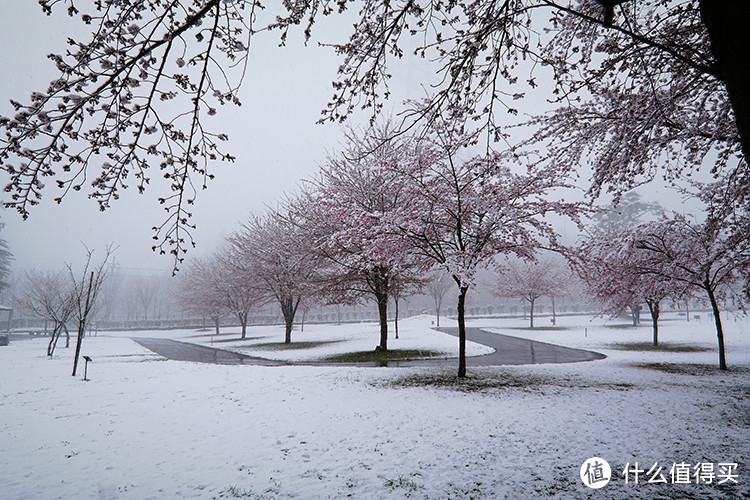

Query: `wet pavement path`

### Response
(132, 338, 285, 366)
(435, 327, 605, 365)
(133, 327, 604, 367)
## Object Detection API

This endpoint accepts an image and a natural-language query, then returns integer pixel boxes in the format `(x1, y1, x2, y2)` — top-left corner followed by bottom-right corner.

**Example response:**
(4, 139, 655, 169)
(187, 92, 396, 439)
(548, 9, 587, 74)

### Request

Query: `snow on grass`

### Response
(174, 315, 494, 362)
(471, 310, 750, 369)
(0, 314, 748, 499)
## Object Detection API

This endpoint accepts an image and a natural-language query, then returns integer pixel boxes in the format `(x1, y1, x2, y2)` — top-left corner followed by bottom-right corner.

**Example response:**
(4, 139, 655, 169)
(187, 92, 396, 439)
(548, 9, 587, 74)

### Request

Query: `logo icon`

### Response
(581, 457, 611, 489)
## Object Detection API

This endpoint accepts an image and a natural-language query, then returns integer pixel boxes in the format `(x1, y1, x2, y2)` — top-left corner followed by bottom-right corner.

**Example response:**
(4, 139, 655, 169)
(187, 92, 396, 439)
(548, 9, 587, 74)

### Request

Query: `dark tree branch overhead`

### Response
(1, 0, 243, 271)
(1, 0, 748, 272)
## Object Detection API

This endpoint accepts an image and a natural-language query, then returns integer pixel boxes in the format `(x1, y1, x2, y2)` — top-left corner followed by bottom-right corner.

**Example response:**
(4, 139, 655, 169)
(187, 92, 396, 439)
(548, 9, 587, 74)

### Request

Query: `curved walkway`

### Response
(442, 327, 604, 364)
(133, 327, 605, 367)
(132, 338, 285, 366)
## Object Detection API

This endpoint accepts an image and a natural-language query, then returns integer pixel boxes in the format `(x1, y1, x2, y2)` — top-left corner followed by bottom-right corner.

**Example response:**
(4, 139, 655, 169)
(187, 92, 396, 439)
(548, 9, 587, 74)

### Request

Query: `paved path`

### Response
(133, 327, 604, 367)
(132, 338, 285, 366)
(436, 327, 605, 365)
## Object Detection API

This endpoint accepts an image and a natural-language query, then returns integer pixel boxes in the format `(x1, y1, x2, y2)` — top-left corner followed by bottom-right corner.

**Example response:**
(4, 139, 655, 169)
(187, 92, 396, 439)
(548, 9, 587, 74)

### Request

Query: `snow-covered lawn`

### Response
(186, 315, 494, 362)
(1, 314, 748, 499)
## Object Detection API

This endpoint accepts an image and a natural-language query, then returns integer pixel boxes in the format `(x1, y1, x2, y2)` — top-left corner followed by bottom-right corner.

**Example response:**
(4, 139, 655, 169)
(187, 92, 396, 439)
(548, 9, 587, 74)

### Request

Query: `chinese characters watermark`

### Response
(580, 457, 611, 489)
(581, 458, 739, 489)
(622, 462, 739, 485)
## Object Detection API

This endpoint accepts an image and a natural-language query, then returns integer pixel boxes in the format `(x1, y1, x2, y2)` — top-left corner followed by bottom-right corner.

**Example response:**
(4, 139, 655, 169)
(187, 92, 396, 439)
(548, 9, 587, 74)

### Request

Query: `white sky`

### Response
(0, 2, 691, 276)
(0, 3, 356, 273)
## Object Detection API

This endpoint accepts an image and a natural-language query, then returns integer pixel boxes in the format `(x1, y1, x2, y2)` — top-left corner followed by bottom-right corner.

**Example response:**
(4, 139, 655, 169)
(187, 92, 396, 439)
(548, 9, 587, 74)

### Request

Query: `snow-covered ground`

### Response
(186, 315, 494, 362)
(1, 313, 748, 499)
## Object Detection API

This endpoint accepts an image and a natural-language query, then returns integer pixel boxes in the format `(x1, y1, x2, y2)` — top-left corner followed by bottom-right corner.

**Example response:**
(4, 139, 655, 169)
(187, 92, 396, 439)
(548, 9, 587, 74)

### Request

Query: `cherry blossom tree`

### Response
(635, 211, 750, 369)
(0, 1, 251, 268)
(576, 235, 642, 327)
(494, 258, 570, 329)
(227, 209, 318, 344)
(700, 170, 750, 305)
(575, 224, 685, 346)
(526, 2, 744, 201)
(211, 246, 263, 339)
(2, 1, 748, 267)
(295, 127, 425, 351)
(386, 109, 582, 377)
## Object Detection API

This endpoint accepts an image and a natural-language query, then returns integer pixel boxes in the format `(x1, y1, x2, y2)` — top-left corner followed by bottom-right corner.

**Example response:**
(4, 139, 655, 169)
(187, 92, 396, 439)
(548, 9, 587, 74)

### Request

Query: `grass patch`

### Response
(210, 336, 265, 344)
(319, 349, 445, 363)
(248, 340, 341, 351)
(391, 370, 552, 392)
(387, 368, 635, 393)
(383, 472, 422, 494)
(510, 325, 571, 331)
(610, 342, 713, 353)
(604, 323, 642, 330)
(187, 331, 243, 338)
(218, 485, 276, 499)
(630, 362, 748, 375)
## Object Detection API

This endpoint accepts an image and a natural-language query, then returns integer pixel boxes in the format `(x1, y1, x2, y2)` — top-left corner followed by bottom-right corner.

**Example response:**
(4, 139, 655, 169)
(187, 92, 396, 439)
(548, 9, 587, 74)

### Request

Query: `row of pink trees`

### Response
(493, 258, 574, 329)
(2, 3, 745, 268)
(634, 203, 750, 371)
(576, 223, 685, 347)
(198, 110, 579, 376)
(577, 184, 750, 369)
(178, 206, 319, 343)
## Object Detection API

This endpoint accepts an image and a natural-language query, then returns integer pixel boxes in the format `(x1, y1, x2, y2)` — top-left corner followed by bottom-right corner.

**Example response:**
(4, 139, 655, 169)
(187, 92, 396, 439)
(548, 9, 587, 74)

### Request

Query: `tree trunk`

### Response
(434, 295, 442, 327)
(529, 297, 535, 329)
(629, 304, 638, 326)
(376, 292, 388, 351)
(238, 311, 247, 339)
(72, 271, 94, 377)
(214, 316, 220, 336)
(284, 315, 293, 344)
(551, 296, 556, 325)
(705, 280, 728, 370)
(646, 300, 660, 347)
(281, 296, 301, 344)
(47, 322, 61, 357)
(394, 297, 399, 339)
(686, 299, 690, 322)
(64, 324, 70, 348)
(457, 286, 468, 378)
(701, 2, 750, 163)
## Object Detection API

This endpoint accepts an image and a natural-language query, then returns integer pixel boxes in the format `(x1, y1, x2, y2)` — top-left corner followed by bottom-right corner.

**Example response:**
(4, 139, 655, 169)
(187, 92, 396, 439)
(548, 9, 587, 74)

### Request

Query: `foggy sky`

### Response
(0, 4, 354, 274)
